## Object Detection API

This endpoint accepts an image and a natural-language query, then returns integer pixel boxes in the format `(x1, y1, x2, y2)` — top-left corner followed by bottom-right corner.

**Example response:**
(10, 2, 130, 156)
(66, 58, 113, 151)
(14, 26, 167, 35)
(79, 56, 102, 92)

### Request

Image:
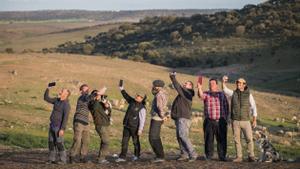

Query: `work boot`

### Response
(233, 157, 243, 162)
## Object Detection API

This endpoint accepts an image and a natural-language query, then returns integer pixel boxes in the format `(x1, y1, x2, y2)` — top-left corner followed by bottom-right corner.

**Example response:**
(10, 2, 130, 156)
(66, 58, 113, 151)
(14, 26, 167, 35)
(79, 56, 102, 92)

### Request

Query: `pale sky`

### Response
(1, 0, 265, 11)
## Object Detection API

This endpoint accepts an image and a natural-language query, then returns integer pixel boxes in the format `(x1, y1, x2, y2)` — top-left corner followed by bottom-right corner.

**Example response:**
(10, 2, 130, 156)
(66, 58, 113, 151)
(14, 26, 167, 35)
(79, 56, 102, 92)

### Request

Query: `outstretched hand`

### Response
(222, 75, 228, 83)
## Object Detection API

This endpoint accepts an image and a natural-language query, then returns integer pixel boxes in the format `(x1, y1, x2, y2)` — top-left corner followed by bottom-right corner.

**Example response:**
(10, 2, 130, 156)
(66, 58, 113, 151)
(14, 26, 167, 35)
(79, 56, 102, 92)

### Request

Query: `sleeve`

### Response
(170, 75, 193, 100)
(249, 94, 257, 117)
(121, 89, 135, 104)
(138, 108, 146, 132)
(222, 93, 230, 120)
(61, 102, 71, 130)
(223, 85, 234, 97)
(157, 93, 167, 118)
(44, 88, 56, 104)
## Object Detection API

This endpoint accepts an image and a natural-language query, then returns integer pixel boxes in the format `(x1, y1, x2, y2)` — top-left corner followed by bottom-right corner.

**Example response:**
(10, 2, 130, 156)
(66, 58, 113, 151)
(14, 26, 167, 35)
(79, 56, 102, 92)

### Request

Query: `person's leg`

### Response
(177, 118, 197, 159)
(216, 118, 227, 160)
(149, 119, 164, 159)
(204, 118, 214, 159)
(175, 120, 188, 159)
(97, 126, 110, 160)
(80, 124, 90, 160)
(232, 120, 243, 160)
(48, 128, 56, 163)
(69, 122, 83, 159)
(54, 128, 67, 163)
(240, 121, 255, 159)
(119, 127, 130, 159)
(130, 128, 141, 158)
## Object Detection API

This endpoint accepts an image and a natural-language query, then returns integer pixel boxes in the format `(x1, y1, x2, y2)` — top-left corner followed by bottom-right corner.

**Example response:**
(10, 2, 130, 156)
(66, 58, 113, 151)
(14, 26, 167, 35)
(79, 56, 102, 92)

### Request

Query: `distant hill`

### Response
(52, 0, 300, 68)
(0, 9, 226, 22)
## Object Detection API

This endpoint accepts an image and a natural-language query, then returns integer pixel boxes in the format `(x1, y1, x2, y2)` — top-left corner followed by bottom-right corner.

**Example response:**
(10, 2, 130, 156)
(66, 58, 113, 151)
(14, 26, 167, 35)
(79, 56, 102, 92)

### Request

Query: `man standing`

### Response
(69, 84, 91, 163)
(198, 78, 229, 161)
(88, 88, 112, 164)
(44, 84, 71, 164)
(115, 81, 147, 162)
(222, 76, 257, 162)
(170, 72, 197, 162)
(149, 80, 168, 163)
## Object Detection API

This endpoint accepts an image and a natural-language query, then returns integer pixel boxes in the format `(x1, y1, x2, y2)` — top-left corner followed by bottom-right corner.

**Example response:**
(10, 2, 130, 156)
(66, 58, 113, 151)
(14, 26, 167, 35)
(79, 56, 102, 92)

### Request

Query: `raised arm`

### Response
(120, 89, 135, 104)
(44, 88, 56, 104)
(170, 74, 185, 97)
(222, 76, 234, 97)
(197, 83, 206, 100)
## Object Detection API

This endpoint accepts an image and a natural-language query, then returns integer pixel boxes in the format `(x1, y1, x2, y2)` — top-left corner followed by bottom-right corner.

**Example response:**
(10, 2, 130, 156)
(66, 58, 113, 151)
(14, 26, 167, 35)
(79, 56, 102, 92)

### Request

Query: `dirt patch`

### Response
(0, 149, 299, 169)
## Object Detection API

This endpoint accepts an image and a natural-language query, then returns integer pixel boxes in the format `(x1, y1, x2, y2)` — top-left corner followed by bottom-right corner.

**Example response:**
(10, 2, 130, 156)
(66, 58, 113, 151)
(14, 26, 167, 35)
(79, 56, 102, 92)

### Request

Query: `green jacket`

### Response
(231, 87, 250, 121)
(89, 100, 111, 127)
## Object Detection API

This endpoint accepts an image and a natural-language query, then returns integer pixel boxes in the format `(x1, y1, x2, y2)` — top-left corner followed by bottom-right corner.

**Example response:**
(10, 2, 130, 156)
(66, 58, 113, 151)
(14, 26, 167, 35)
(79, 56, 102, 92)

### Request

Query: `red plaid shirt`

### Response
(203, 91, 229, 120)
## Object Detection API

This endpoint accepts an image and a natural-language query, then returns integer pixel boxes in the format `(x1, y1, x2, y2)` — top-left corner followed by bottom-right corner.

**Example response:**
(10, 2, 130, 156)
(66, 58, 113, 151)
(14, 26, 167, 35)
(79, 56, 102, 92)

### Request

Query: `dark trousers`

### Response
(149, 119, 164, 159)
(119, 127, 140, 158)
(48, 127, 66, 162)
(203, 118, 227, 160)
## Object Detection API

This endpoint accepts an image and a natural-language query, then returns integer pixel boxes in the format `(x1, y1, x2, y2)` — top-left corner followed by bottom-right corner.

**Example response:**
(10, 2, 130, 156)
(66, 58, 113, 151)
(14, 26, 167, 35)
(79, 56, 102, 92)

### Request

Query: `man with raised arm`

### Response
(222, 76, 257, 162)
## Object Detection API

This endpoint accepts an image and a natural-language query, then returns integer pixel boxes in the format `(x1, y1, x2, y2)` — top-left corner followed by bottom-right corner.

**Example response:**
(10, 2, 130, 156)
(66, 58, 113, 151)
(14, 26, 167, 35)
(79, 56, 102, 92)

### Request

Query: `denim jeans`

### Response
(175, 118, 197, 158)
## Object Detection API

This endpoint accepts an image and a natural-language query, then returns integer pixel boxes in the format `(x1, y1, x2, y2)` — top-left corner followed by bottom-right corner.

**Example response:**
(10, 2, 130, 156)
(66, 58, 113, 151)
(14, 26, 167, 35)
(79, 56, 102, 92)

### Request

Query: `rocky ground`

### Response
(0, 148, 299, 169)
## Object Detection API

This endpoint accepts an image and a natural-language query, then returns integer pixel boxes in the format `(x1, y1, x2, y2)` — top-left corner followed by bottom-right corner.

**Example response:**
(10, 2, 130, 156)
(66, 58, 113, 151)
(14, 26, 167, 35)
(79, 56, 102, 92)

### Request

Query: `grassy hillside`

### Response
(0, 21, 122, 52)
(0, 53, 299, 159)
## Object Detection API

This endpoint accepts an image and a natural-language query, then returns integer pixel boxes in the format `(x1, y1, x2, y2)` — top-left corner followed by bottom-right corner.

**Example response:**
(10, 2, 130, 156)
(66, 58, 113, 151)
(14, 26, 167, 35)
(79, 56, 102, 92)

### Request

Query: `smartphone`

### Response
(198, 76, 203, 85)
(48, 82, 56, 87)
(119, 79, 123, 87)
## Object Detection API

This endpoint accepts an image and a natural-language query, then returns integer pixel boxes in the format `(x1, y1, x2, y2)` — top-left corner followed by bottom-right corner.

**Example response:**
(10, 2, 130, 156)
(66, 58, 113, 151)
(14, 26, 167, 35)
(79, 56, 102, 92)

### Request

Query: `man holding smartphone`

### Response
(69, 84, 92, 163)
(115, 80, 147, 162)
(44, 82, 71, 164)
(169, 72, 198, 162)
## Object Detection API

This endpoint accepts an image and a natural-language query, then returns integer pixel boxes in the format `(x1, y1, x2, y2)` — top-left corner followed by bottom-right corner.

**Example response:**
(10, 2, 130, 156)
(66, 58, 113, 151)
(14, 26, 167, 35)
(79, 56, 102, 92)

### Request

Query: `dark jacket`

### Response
(73, 94, 92, 125)
(44, 88, 70, 130)
(89, 100, 111, 127)
(170, 75, 195, 120)
(121, 90, 146, 129)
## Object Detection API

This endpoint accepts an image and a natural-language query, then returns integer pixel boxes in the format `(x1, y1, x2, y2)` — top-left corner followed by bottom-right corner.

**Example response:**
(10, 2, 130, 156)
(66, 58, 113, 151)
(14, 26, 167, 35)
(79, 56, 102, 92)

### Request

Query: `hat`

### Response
(236, 78, 247, 84)
(153, 80, 165, 88)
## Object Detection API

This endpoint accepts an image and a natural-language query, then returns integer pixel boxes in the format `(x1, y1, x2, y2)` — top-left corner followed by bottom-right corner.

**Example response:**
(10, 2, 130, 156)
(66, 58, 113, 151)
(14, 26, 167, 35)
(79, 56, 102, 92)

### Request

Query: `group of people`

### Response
(43, 72, 257, 164)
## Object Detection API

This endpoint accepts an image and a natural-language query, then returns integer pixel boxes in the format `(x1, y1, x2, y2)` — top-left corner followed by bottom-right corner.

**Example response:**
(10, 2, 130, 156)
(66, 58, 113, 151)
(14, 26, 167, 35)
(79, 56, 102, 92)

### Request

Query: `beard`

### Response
(152, 87, 159, 95)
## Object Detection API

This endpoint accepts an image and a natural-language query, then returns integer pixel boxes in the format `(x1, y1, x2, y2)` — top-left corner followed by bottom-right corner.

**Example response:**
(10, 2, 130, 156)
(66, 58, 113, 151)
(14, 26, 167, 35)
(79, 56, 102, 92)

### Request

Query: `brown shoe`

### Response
(248, 157, 256, 162)
(233, 157, 243, 162)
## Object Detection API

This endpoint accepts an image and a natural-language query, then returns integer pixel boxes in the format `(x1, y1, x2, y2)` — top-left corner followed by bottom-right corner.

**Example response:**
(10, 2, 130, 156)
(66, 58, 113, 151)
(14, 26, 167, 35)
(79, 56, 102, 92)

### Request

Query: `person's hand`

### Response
(138, 130, 143, 136)
(197, 82, 202, 89)
(58, 130, 64, 137)
(170, 71, 176, 76)
(222, 75, 228, 83)
(163, 116, 168, 122)
(252, 120, 257, 128)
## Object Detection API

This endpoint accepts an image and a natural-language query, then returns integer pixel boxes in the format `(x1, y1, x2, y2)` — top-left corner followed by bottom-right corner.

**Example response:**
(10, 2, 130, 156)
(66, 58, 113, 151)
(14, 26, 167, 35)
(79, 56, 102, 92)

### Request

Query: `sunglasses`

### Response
(236, 81, 246, 85)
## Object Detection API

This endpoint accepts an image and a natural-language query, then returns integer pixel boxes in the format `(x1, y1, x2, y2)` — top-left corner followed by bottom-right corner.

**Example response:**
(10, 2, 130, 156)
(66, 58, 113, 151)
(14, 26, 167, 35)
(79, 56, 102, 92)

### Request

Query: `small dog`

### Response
(255, 131, 281, 162)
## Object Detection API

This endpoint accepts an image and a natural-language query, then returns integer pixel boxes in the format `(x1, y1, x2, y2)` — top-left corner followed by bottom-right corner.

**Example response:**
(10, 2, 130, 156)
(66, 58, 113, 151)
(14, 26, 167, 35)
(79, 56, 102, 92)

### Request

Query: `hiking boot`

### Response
(98, 159, 110, 164)
(248, 156, 256, 162)
(132, 156, 139, 161)
(69, 156, 75, 164)
(233, 157, 243, 162)
(188, 156, 197, 162)
(115, 158, 126, 163)
(219, 157, 227, 162)
(176, 156, 189, 161)
(45, 160, 55, 165)
(153, 158, 165, 163)
(80, 157, 91, 163)
(57, 161, 67, 165)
